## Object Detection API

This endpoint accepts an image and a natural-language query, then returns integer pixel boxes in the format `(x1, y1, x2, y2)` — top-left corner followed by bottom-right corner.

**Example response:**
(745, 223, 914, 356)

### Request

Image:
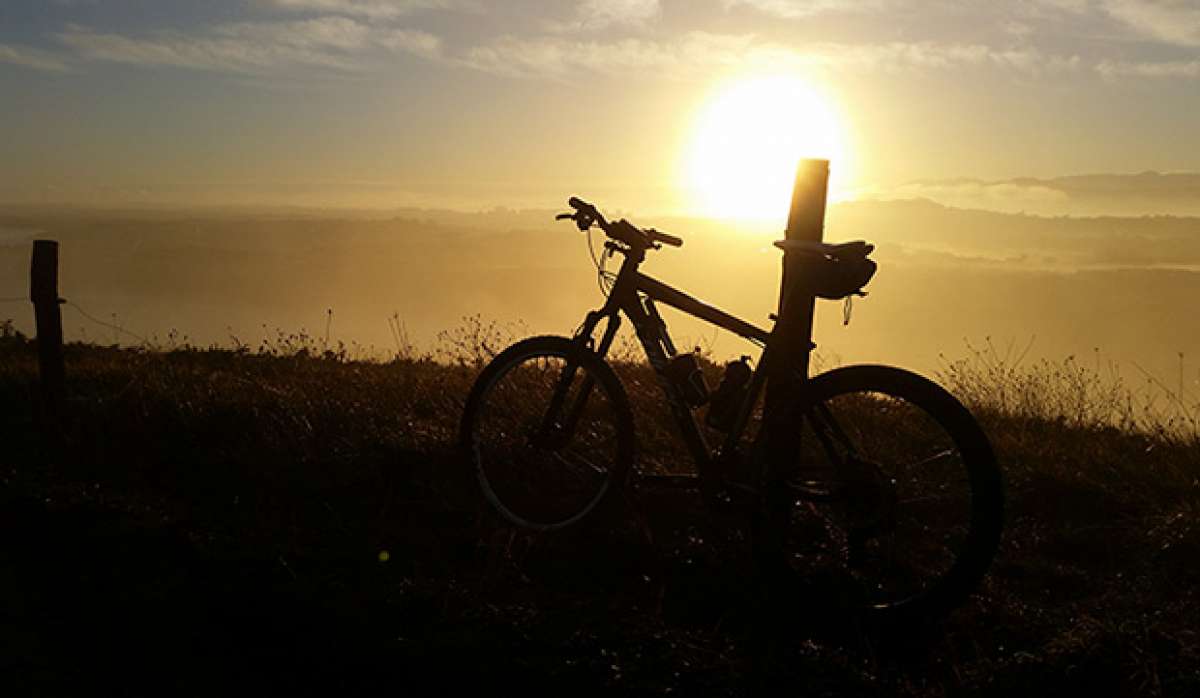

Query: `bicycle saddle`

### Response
(777, 242, 873, 261)
(773, 239, 874, 259)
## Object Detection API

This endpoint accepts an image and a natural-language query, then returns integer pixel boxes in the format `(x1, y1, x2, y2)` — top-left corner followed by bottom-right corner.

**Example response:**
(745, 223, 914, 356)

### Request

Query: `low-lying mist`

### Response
(2, 199, 1197, 397)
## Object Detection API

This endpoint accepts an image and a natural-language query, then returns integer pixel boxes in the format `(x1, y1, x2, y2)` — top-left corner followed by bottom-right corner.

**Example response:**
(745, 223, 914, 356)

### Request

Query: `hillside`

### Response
(1, 327, 1198, 696)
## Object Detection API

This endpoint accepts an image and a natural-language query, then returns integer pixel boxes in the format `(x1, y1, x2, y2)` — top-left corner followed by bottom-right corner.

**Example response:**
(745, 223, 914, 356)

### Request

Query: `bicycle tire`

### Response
(759, 364, 1004, 624)
(459, 335, 635, 531)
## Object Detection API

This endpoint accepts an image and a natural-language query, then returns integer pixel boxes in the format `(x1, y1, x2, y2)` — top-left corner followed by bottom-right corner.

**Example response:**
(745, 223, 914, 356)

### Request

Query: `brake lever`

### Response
(555, 213, 575, 221)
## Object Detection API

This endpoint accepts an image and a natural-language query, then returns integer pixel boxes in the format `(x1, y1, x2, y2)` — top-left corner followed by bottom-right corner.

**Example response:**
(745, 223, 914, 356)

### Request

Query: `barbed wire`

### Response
(64, 299, 151, 345)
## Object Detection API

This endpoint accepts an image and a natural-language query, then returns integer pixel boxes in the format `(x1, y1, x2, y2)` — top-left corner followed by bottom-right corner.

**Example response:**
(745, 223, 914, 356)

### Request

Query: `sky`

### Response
(2, 0, 1199, 215)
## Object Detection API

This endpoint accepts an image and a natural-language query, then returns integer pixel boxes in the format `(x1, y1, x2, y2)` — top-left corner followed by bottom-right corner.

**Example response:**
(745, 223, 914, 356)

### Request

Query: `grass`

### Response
(2, 316, 1199, 695)
(939, 337, 1200, 440)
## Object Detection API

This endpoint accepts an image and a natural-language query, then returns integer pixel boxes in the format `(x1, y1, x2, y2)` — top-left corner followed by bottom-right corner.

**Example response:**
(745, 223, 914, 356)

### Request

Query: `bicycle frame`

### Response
(570, 242, 818, 493)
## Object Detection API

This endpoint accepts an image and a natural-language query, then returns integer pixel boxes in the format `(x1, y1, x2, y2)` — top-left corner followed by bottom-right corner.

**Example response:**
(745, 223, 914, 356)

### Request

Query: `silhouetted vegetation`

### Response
(2, 320, 1198, 695)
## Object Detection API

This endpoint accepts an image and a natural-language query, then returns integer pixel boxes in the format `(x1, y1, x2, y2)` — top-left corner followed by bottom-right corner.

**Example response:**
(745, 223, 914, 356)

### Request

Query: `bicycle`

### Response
(459, 196, 1004, 622)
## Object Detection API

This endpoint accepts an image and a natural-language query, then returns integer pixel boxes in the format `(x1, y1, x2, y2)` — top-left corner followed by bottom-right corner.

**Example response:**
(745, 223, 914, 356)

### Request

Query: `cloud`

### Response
(0, 43, 71, 72)
(575, 0, 661, 28)
(721, 0, 891, 19)
(1039, 0, 1200, 46)
(729, 1, 1200, 52)
(264, 0, 460, 19)
(57, 17, 441, 74)
(218, 16, 372, 51)
(460, 31, 1081, 80)
(461, 32, 770, 79)
(875, 171, 1200, 216)
(888, 179, 1072, 207)
(1100, 0, 1200, 46)
(1097, 58, 1200, 77)
(543, 0, 661, 33)
(376, 28, 443, 60)
(1032, 0, 1092, 13)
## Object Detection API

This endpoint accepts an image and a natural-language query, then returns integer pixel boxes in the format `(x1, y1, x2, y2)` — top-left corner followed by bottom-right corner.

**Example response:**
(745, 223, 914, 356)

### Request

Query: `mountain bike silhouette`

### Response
(460, 196, 1004, 623)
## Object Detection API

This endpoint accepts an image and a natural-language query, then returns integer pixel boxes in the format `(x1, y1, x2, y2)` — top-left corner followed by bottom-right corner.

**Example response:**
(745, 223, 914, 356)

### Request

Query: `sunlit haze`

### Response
(2, 0, 1198, 390)
(685, 75, 847, 220)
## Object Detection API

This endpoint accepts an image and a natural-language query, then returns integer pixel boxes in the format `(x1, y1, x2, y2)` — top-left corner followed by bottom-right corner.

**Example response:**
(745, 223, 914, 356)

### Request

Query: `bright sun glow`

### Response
(684, 75, 848, 222)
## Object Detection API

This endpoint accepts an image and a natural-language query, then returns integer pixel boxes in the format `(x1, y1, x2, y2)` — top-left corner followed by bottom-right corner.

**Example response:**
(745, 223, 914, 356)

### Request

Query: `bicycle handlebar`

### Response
(646, 228, 683, 248)
(567, 196, 593, 214)
(562, 196, 684, 250)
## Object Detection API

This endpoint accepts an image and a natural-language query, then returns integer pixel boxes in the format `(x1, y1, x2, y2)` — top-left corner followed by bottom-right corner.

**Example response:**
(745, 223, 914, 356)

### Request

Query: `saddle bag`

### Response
(776, 239, 877, 300)
(810, 253, 877, 300)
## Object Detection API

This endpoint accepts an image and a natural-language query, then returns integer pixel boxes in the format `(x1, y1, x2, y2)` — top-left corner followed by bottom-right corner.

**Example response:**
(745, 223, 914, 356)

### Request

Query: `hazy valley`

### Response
(3, 196, 1197, 398)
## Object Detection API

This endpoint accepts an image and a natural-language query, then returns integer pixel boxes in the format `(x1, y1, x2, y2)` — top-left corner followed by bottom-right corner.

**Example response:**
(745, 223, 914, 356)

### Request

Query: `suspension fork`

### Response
(537, 309, 622, 443)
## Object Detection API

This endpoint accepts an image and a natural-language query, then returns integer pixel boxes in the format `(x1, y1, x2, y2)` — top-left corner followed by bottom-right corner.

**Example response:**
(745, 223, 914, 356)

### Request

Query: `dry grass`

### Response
(2, 317, 1199, 695)
(939, 337, 1200, 441)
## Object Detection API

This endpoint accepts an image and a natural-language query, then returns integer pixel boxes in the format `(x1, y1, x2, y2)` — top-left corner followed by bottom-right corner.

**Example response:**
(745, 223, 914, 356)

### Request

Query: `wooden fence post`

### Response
(30, 240, 65, 419)
(751, 159, 833, 601)
(768, 159, 829, 398)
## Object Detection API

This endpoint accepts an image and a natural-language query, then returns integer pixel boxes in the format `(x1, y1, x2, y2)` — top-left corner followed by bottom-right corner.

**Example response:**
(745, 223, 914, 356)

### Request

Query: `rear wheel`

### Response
(459, 336, 634, 531)
(760, 365, 1003, 623)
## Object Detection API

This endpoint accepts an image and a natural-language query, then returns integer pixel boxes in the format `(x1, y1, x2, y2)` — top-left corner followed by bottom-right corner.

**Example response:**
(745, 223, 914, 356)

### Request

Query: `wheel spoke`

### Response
(550, 450, 610, 479)
(466, 338, 630, 530)
(765, 366, 1002, 620)
(902, 448, 957, 471)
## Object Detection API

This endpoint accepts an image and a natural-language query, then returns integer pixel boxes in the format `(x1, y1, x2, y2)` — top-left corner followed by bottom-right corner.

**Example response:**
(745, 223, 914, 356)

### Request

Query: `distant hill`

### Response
(878, 171, 1200, 217)
(829, 197, 1200, 267)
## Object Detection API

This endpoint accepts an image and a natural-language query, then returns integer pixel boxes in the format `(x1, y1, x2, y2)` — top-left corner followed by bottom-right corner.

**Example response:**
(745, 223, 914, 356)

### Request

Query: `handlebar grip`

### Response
(568, 196, 593, 213)
(651, 230, 683, 248)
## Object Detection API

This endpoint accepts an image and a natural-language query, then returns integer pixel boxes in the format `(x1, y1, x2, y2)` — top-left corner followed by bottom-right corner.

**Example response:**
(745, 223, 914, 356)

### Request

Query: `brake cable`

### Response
(584, 224, 616, 297)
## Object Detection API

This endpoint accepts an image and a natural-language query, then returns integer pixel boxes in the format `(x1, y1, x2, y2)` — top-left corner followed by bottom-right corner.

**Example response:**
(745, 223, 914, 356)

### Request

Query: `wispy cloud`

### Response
(0, 43, 71, 72)
(885, 178, 1072, 208)
(1032, 0, 1200, 46)
(17, 1, 1191, 85)
(1101, 0, 1200, 47)
(265, 0, 462, 20)
(461, 31, 1081, 80)
(721, 0, 891, 19)
(873, 171, 1200, 216)
(1097, 58, 1200, 77)
(543, 0, 661, 34)
(57, 17, 440, 74)
(376, 28, 442, 60)
(576, 0, 661, 28)
(219, 16, 372, 51)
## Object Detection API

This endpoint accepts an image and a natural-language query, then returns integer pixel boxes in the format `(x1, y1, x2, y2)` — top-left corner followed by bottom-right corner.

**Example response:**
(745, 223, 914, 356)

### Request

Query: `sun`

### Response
(683, 75, 848, 222)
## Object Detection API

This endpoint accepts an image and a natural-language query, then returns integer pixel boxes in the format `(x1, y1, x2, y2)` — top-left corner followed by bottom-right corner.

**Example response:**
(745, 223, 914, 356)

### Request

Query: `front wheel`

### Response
(759, 364, 1004, 624)
(459, 336, 635, 531)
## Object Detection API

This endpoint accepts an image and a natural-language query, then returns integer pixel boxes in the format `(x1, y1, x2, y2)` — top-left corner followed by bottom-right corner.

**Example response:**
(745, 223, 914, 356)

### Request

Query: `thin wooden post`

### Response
(759, 157, 829, 523)
(30, 240, 65, 418)
(768, 159, 829, 395)
(754, 159, 832, 604)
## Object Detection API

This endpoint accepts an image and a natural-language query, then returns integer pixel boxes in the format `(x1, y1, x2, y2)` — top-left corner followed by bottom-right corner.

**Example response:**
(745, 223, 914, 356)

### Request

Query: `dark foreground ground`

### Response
(2, 332, 1199, 696)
